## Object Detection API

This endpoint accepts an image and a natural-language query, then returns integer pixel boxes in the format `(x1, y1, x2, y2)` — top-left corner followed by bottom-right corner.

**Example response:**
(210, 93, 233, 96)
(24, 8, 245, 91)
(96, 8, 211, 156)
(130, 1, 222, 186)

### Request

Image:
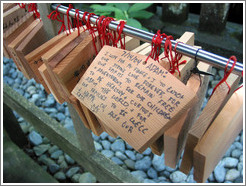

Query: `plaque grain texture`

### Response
(72, 46, 197, 152)
(3, 12, 34, 61)
(193, 88, 243, 183)
(180, 73, 240, 174)
(8, 19, 39, 79)
(164, 62, 211, 168)
(16, 21, 48, 81)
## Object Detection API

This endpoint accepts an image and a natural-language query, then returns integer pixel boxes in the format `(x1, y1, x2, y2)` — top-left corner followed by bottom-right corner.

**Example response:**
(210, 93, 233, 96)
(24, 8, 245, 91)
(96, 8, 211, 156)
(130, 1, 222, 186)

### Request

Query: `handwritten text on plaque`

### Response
(72, 46, 196, 152)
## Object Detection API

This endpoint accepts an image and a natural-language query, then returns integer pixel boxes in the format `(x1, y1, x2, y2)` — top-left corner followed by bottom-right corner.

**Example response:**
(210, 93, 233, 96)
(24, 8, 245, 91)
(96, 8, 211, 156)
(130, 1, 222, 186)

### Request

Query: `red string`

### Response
(18, 3, 40, 20)
(102, 17, 116, 46)
(66, 4, 74, 35)
(18, 3, 26, 8)
(83, 12, 98, 54)
(162, 36, 186, 76)
(145, 30, 166, 63)
(28, 3, 40, 20)
(96, 15, 106, 48)
(115, 21, 126, 49)
(145, 30, 186, 76)
(211, 56, 237, 96)
(47, 4, 66, 34)
(169, 42, 187, 76)
(74, 9, 84, 36)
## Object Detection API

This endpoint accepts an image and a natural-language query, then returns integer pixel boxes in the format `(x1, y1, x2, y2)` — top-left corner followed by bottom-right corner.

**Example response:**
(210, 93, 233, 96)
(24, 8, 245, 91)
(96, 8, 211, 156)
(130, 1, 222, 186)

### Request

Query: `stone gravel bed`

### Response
(3, 57, 243, 183)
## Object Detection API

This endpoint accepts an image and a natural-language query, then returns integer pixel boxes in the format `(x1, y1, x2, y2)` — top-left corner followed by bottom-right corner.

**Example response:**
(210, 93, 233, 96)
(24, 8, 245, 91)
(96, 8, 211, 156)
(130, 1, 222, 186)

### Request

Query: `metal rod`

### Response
(51, 4, 243, 76)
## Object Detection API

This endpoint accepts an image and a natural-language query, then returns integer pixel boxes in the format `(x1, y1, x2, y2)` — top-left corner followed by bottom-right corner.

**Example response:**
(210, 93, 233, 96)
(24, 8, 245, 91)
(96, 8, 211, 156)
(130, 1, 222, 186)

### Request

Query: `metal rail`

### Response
(51, 4, 243, 76)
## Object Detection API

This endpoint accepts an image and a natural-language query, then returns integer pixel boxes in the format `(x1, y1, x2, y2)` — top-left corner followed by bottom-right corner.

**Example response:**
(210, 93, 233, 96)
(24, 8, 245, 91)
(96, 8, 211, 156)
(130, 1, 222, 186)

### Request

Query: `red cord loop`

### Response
(145, 30, 166, 63)
(66, 4, 74, 35)
(145, 30, 186, 76)
(18, 3, 40, 20)
(169, 41, 187, 76)
(211, 56, 237, 96)
(87, 13, 98, 54)
(74, 9, 84, 36)
(47, 4, 66, 34)
(115, 21, 126, 49)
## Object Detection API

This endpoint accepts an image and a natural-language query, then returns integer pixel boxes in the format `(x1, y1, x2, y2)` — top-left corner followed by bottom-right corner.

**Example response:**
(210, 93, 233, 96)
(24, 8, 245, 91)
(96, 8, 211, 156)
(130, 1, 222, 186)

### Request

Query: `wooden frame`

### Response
(3, 83, 139, 183)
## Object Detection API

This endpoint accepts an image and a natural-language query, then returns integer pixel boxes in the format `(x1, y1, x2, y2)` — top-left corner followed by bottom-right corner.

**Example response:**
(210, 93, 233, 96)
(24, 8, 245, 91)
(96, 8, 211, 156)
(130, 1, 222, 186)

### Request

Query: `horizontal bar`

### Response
(51, 4, 243, 77)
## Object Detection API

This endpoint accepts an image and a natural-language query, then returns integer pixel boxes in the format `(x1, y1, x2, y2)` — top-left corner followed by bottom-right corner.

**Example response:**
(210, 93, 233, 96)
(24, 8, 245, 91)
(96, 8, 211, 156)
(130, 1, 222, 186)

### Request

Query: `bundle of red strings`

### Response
(145, 30, 186, 76)
(47, 4, 67, 34)
(82, 12, 126, 54)
(47, 5, 126, 54)
(18, 3, 40, 20)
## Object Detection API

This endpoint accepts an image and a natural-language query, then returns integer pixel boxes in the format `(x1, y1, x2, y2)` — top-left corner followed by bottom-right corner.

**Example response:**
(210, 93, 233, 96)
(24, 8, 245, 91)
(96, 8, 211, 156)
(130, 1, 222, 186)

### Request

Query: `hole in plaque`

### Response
(142, 61, 147, 65)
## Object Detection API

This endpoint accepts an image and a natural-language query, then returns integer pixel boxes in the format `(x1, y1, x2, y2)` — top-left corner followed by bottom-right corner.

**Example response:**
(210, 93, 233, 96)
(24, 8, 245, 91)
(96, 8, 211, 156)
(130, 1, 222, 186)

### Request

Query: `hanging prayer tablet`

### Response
(72, 46, 197, 152)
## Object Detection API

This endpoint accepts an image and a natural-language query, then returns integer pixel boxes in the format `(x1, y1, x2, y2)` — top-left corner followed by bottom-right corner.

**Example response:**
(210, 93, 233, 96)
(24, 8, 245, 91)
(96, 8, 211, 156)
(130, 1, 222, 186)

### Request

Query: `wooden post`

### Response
(38, 3, 72, 39)
(68, 103, 95, 155)
(37, 3, 56, 39)
(199, 3, 230, 34)
(162, 3, 189, 24)
(3, 103, 28, 148)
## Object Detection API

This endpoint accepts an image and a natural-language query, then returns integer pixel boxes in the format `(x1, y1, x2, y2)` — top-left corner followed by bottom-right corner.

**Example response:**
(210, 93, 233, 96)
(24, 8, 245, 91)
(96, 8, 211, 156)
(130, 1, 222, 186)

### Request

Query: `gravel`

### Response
(3, 57, 243, 183)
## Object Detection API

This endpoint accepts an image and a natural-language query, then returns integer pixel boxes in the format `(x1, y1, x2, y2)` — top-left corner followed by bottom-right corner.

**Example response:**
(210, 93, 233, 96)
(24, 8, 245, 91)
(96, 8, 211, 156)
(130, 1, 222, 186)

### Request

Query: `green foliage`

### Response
(128, 3, 153, 13)
(90, 3, 154, 30)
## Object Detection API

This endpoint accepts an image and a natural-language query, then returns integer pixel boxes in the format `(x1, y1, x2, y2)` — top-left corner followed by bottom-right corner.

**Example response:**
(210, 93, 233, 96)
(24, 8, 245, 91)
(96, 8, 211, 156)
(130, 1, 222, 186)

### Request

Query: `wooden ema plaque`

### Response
(3, 3, 16, 13)
(4, 12, 34, 69)
(164, 62, 211, 168)
(16, 21, 48, 81)
(25, 31, 67, 94)
(180, 73, 241, 174)
(72, 46, 197, 152)
(41, 29, 87, 103)
(193, 88, 243, 183)
(3, 5, 27, 32)
(8, 19, 40, 79)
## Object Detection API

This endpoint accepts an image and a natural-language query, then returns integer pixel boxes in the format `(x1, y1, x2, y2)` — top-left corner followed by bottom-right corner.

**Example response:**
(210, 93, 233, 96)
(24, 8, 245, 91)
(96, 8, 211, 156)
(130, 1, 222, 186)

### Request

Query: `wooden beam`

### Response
(193, 88, 243, 183)
(68, 103, 94, 155)
(3, 132, 58, 183)
(180, 73, 240, 174)
(131, 43, 150, 53)
(3, 103, 28, 148)
(3, 83, 139, 183)
(68, 95, 90, 129)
